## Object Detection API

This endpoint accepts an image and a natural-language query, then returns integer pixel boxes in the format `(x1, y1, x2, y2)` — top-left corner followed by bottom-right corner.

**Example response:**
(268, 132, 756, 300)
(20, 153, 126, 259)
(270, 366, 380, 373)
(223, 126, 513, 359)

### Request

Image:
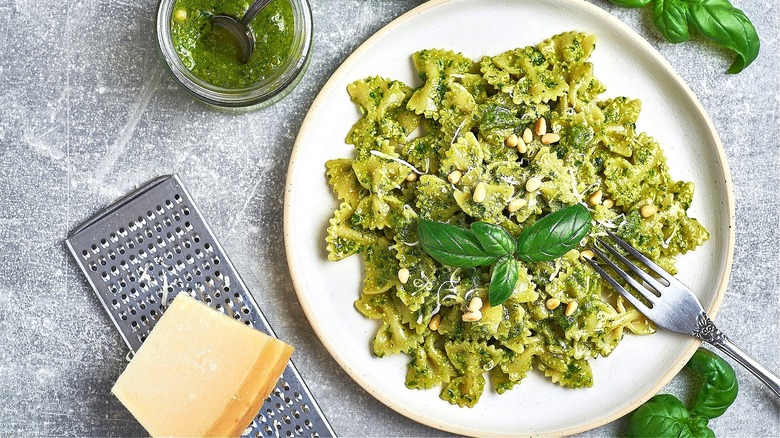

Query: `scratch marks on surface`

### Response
(94, 66, 163, 182)
(226, 163, 269, 237)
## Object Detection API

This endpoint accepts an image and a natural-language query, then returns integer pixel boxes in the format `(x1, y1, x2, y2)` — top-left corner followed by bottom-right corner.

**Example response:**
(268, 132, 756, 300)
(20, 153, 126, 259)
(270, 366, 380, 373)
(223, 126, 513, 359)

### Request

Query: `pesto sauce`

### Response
(171, 0, 294, 89)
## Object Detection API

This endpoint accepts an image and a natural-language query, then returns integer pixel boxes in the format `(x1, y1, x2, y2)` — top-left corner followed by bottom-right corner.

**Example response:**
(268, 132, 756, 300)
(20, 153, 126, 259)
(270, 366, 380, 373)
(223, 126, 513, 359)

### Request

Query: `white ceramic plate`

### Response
(284, 0, 735, 435)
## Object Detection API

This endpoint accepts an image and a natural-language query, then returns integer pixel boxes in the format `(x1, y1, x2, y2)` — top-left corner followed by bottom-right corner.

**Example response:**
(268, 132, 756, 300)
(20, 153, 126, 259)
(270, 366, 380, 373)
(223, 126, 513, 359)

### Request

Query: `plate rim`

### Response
(283, 0, 736, 435)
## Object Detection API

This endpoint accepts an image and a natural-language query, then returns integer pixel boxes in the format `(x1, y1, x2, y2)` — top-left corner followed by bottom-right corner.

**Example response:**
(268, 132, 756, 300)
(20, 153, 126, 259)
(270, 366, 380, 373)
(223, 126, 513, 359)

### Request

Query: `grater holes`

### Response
(156, 205, 165, 215)
(81, 249, 90, 259)
(204, 243, 212, 252)
(111, 298, 119, 308)
(241, 306, 250, 315)
(144, 228, 154, 238)
(193, 234, 201, 243)
(109, 284, 118, 294)
(293, 391, 302, 402)
(263, 425, 274, 436)
(135, 234, 144, 244)
(163, 216, 172, 227)
(100, 238, 109, 248)
(154, 223, 163, 233)
(120, 260, 129, 270)
(91, 243, 99, 254)
(118, 245, 126, 255)
(172, 212, 181, 222)
(275, 402, 284, 413)
(300, 403, 310, 414)
(127, 241, 135, 250)
(109, 233, 118, 243)
(101, 271, 110, 282)
(281, 380, 291, 392)
(98, 256, 107, 266)
(295, 425, 303, 435)
(184, 221, 193, 231)
(303, 419, 313, 429)
(89, 262, 98, 272)
(182, 206, 190, 216)
(146, 210, 155, 220)
(284, 396, 293, 407)
(108, 251, 116, 260)
(174, 193, 182, 203)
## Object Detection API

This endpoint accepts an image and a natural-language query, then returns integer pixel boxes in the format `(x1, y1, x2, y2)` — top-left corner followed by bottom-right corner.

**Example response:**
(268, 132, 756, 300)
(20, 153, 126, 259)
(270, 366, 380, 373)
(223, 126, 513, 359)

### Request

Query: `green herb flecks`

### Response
(417, 204, 592, 307)
(608, 0, 759, 73)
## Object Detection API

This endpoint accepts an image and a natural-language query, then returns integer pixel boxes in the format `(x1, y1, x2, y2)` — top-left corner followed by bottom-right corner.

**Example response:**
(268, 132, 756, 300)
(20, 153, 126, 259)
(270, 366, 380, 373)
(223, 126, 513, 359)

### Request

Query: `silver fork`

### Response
(585, 230, 780, 397)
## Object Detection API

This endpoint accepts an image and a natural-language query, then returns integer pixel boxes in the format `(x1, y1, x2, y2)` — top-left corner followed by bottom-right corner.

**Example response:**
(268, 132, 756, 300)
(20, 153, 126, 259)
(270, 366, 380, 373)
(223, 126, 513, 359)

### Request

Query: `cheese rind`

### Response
(111, 294, 294, 437)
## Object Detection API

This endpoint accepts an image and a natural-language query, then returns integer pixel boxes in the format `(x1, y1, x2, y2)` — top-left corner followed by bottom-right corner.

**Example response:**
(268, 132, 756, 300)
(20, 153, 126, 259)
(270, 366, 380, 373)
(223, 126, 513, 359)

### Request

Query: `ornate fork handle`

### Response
(692, 312, 780, 397)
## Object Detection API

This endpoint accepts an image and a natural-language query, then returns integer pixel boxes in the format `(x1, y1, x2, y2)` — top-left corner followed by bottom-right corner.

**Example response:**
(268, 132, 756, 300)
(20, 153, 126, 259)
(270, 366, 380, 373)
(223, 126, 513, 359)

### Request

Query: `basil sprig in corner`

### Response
(625, 348, 738, 437)
(607, 0, 759, 74)
(417, 204, 592, 307)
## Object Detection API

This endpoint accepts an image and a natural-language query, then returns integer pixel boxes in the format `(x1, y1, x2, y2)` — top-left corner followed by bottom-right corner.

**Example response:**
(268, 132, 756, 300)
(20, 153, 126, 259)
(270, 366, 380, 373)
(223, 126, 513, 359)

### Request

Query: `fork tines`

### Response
(584, 230, 677, 311)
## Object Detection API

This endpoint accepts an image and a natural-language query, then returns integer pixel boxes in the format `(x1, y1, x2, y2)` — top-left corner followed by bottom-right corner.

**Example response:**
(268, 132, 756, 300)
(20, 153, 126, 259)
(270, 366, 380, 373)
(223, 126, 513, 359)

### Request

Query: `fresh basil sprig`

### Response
(417, 204, 592, 307)
(625, 348, 738, 437)
(608, 0, 760, 73)
(515, 204, 591, 262)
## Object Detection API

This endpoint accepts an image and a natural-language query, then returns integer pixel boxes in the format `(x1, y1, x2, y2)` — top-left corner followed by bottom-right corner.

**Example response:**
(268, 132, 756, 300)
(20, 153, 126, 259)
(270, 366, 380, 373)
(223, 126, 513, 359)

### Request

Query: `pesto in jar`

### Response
(170, 0, 294, 89)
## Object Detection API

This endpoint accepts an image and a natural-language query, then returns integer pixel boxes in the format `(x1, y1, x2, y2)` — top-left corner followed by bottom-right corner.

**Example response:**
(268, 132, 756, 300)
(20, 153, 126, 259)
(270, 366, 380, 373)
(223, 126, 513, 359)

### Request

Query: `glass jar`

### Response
(155, 0, 313, 110)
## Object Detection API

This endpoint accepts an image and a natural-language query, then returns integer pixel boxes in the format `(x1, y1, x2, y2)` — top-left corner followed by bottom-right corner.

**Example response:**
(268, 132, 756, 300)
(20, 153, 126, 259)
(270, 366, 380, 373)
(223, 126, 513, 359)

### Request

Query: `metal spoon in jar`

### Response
(211, 0, 272, 63)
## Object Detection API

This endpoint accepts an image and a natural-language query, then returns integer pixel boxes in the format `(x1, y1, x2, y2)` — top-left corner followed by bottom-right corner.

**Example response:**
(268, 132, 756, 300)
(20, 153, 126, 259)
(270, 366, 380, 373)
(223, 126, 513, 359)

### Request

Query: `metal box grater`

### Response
(65, 174, 335, 438)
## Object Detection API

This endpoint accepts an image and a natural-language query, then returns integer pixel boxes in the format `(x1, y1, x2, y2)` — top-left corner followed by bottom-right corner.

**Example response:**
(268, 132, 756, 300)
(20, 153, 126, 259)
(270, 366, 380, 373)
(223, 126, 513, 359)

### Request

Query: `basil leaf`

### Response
(515, 204, 592, 262)
(607, 0, 653, 8)
(654, 0, 691, 44)
(488, 257, 519, 307)
(417, 220, 498, 268)
(686, 348, 739, 419)
(625, 394, 711, 437)
(687, 0, 760, 74)
(471, 222, 516, 257)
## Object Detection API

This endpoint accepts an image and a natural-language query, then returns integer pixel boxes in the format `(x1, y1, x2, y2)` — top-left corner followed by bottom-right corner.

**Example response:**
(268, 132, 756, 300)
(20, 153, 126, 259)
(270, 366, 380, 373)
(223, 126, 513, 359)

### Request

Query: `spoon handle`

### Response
(239, 0, 273, 26)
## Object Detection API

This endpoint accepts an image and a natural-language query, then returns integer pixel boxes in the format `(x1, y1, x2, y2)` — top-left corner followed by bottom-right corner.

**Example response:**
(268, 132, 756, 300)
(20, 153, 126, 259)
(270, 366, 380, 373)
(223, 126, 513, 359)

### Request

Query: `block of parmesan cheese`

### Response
(112, 293, 294, 437)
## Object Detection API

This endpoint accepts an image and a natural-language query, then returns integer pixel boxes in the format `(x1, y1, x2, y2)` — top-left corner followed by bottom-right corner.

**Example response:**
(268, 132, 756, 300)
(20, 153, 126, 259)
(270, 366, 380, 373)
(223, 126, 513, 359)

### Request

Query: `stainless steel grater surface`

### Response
(66, 174, 335, 438)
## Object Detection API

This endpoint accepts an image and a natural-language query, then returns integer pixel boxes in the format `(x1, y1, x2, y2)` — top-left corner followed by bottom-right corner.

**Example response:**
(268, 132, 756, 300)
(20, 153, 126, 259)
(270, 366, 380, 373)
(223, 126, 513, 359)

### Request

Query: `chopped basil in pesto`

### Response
(170, 0, 294, 89)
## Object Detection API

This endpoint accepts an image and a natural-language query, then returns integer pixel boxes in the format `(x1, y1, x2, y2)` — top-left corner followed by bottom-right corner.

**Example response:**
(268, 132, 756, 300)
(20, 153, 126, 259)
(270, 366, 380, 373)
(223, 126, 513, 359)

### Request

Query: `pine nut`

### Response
(448, 170, 462, 184)
(505, 134, 519, 148)
(473, 182, 487, 203)
(602, 198, 615, 209)
(640, 204, 658, 218)
(588, 189, 603, 206)
(580, 249, 595, 260)
(468, 297, 483, 313)
(565, 301, 578, 316)
(525, 177, 542, 192)
(173, 8, 187, 22)
(398, 268, 410, 284)
(405, 172, 417, 182)
(508, 198, 527, 212)
(428, 314, 442, 331)
(540, 133, 560, 144)
(545, 298, 561, 310)
(462, 310, 482, 322)
(522, 128, 533, 144)
(516, 138, 527, 154)
(535, 118, 547, 136)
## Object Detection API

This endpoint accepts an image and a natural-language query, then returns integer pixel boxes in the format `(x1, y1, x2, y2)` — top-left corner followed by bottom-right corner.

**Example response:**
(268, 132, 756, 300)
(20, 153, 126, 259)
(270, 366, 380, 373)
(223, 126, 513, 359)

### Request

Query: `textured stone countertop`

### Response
(0, 0, 777, 436)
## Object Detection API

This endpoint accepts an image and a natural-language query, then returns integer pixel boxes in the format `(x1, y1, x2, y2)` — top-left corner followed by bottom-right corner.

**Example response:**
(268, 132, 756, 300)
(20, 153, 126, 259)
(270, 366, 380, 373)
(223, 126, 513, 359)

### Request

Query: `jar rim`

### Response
(155, 0, 313, 109)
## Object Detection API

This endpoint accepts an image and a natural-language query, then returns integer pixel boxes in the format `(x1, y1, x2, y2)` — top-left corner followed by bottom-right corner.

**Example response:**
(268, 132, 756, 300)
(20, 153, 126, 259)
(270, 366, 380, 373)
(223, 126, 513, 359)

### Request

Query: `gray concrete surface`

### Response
(0, 0, 777, 436)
